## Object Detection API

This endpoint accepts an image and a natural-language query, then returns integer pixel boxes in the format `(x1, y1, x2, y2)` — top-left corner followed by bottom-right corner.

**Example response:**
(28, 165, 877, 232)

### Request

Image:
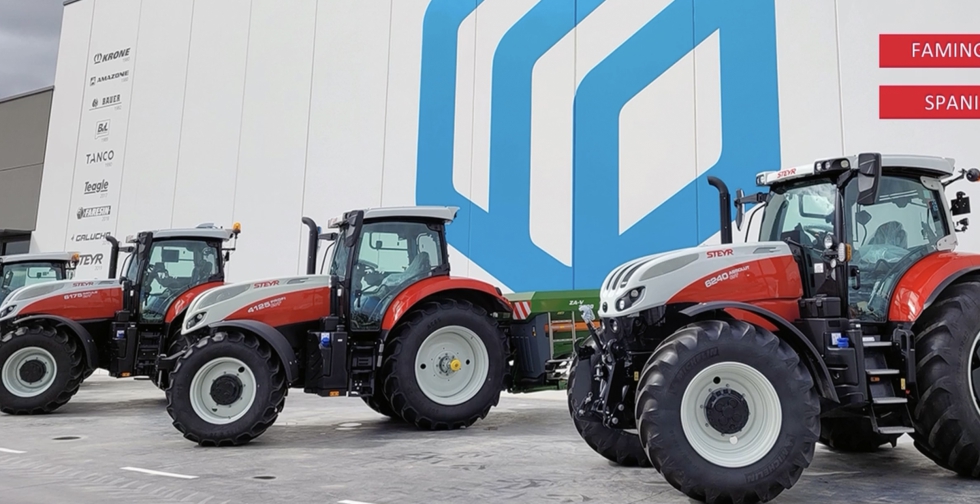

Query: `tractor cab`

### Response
(314, 207, 453, 333)
(733, 154, 978, 323)
(0, 252, 80, 305)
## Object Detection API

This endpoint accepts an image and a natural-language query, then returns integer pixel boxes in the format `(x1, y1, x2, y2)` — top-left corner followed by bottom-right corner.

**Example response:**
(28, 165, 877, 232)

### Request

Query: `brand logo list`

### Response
(84, 180, 110, 194)
(85, 150, 114, 164)
(96, 120, 110, 138)
(93, 48, 131, 65)
(77, 205, 111, 220)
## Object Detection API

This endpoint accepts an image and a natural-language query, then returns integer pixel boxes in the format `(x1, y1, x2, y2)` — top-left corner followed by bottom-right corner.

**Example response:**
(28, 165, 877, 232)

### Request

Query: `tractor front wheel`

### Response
(910, 278, 980, 477)
(382, 299, 506, 430)
(635, 319, 820, 504)
(567, 340, 650, 467)
(165, 331, 287, 446)
(0, 325, 85, 415)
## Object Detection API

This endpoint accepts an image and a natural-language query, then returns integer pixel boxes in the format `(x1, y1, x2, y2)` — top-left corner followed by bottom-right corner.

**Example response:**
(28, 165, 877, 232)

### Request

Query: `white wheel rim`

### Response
(414, 325, 489, 406)
(970, 331, 980, 417)
(189, 357, 257, 425)
(2, 347, 58, 398)
(679, 361, 782, 468)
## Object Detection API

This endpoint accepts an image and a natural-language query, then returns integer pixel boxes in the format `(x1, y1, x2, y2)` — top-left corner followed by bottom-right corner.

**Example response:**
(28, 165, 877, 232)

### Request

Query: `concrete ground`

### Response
(1, 372, 978, 504)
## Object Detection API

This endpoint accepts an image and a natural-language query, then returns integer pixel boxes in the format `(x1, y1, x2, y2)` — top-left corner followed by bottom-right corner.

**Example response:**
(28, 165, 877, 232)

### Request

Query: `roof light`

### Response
(71, 253, 80, 262)
(232, 222, 242, 233)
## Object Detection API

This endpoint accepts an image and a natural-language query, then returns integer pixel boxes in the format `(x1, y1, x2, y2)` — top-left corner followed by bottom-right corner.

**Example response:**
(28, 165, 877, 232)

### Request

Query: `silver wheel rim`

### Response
(2, 347, 58, 398)
(679, 361, 782, 468)
(414, 325, 489, 406)
(970, 331, 980, 417)
(189, 357, 256, 425)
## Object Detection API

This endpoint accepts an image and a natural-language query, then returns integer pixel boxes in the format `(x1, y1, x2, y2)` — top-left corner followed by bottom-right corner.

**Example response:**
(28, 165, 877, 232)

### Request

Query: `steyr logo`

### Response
(253, 280, 280, 288)
(77, 206, 111, 219)
(93, 48, 130, 64)
(85, 151, 114, 164)
(84, 180, 110, 194)
(706, 249, 734, 258)
(96, 120, 110, 139)
(415, 0, 781, 291)
(77, 254, 104, 266)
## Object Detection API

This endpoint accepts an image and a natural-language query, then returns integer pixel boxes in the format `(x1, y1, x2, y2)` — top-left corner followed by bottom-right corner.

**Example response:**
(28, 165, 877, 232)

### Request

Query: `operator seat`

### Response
(867, 221, 908, 248)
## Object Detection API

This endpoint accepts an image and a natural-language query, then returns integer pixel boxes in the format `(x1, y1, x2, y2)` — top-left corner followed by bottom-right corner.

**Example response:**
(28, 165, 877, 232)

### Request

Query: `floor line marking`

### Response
(0, 448, 26, 454)
(339, 500, 376, 504)
(120, 466, 198, 479)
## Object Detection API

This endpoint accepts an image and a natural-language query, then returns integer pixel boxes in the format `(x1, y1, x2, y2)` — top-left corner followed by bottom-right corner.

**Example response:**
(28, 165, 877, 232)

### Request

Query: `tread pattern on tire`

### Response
(566, 351, 651, 467)
(0, 324, 85, 415)
(909, 278, 980, 478)
(381, 298, 505, 430)
(165, 331, 287, 446)
(635, 319, 820, 504)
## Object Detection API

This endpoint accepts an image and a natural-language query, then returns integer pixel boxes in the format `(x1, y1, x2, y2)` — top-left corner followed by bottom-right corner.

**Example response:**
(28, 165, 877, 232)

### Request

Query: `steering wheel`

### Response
(353, 260, 384, 289)
(802, 223, 834, 242)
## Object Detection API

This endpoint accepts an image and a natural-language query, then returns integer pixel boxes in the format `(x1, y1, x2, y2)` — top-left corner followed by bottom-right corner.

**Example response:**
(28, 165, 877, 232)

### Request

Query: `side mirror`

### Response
(1, 271, 12, 289)
(951, 191, 972, 216)
(856, 152, 882, 206)
(735, 189, 745, 230)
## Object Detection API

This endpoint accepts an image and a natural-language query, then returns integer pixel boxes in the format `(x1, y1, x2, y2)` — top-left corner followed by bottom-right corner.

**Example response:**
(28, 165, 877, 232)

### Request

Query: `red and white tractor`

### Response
(1, 252, 80, 306)
(568, 153, 980, 503)
(161, 207, 516, 446)
(0, 223, 240, 414)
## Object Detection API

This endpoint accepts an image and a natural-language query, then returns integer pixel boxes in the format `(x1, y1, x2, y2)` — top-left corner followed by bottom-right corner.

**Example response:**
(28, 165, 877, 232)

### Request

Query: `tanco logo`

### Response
(414, 0, 781, 291)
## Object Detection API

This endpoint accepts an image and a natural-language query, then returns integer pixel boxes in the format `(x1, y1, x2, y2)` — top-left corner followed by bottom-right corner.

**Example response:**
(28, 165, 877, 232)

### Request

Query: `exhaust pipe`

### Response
(105, 235, 121, 279)
(301, 217, 319, 275)
(707, 176, 733, 245)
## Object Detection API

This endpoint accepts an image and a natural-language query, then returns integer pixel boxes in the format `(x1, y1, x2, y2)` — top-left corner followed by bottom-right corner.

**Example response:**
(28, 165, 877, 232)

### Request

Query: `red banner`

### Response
(880, 85, 980, 119)
(880, 34, 980, 67)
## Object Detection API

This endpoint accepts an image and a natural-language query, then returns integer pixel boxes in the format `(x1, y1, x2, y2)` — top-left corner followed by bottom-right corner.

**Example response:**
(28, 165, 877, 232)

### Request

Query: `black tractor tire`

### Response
(909, 277, 980, 477)
(165, 331, 287, 446)
(361, 358, 402, 421)
(818, 417, 900, 452)
(635, 319, 820, 504)
(0, 325, 85, 415)
(567, 344, 651, 467)
(382, 299, 507, 430)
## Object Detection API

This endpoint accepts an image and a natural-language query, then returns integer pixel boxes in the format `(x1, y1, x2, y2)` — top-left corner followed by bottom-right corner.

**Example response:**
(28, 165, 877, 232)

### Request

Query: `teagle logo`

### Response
(706, 249, 734, 258)
(84, 180, 110, 194)
(253, 280, 280, 288)
(93, 48, 131, 64)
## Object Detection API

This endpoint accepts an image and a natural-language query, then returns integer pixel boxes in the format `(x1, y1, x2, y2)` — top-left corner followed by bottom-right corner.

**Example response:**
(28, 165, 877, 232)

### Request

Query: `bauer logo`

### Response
(415, 0, 781, 291)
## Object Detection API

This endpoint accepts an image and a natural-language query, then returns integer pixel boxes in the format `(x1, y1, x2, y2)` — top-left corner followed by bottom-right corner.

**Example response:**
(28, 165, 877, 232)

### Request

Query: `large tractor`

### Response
(1, 252, 80, 305)
(161, 206, 593, 446)
(568, 153, 980, 503)
(0, 223, 240, 414)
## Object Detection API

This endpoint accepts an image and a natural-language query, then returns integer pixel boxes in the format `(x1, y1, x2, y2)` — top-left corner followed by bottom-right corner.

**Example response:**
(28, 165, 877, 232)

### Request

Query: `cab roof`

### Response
(757, 154, 956, 186)
(0, 252, 78, 265)
(149, 227, 236, 241)
(328, 206, 459, 228)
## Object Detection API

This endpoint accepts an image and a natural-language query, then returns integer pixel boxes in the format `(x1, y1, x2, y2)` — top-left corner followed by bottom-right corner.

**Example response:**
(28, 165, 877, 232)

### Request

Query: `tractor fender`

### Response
(12, 315, 99, 370)
(679, 301, 839, 402)
(165, 281, 223, 324)
(888, 252, 980, 322)
(380, 276, 512, 332)
(209, 319, 299, 385)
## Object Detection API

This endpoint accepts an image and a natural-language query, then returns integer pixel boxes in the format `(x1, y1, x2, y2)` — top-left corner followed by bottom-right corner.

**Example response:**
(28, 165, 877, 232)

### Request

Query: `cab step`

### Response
(867, 368, 900, 376)
(876, 425, 915, 435)
(872, 396, 908, 405)
(864, 340, 893, 348)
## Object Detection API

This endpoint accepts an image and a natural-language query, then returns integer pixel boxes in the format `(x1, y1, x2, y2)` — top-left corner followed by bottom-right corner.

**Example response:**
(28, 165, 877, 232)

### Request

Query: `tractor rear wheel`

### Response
(567, 342, 650, 467)
(819, 417, 900, 452)
(635, 319, 820, 504)
(909, 278, 980, 477)
(382, 299, 506, 430)
(165, 331, 287, 446)
(0, 325, 85, 415)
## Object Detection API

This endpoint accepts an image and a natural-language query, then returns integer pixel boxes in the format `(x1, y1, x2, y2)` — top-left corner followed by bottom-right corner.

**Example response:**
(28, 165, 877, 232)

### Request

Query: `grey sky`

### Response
(0, 0, 64, 99)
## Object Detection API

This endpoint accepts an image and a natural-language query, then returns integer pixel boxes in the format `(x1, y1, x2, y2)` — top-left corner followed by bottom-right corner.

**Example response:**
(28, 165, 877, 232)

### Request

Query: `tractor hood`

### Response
(182, 274, 333, 335)
(598, 241, 796, 318)
(0, 279, 121, 322)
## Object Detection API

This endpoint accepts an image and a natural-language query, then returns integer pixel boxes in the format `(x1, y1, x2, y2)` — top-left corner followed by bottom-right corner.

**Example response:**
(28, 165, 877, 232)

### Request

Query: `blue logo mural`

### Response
(416, 0, 781, 292)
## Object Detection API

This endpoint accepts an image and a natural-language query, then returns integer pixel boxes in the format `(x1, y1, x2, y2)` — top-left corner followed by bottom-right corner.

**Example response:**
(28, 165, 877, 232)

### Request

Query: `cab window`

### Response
(140, 240, 220, 323)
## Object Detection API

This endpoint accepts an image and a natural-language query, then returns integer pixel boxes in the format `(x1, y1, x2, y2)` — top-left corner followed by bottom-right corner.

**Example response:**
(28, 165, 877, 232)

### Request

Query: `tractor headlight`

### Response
(0, 304, 16, 319)
(615, 287, 645, 312)
(185, 312, 207, 330)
